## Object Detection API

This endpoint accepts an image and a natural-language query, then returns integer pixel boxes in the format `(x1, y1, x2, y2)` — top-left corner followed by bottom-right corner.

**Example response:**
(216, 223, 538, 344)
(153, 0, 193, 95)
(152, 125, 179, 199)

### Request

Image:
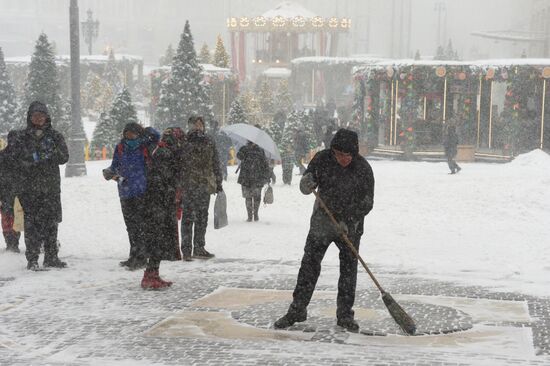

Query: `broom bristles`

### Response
(382, 292, 416, 335)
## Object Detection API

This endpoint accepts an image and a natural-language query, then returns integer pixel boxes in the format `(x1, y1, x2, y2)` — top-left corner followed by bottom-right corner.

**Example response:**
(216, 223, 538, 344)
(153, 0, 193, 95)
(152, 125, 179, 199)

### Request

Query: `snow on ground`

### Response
(1, 150, 549, 298)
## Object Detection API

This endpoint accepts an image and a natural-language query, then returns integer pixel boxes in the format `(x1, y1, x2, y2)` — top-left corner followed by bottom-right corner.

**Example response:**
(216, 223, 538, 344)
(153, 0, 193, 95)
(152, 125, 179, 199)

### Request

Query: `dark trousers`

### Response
(181, 186, 211, 256)
(290, 212, 361, 320)
(282, 160, 293, 185)
(447, 155, 460, 173)
(120, 195, 148, 262)
(1, 205, 20, 249)
(24, 215, 58, 263)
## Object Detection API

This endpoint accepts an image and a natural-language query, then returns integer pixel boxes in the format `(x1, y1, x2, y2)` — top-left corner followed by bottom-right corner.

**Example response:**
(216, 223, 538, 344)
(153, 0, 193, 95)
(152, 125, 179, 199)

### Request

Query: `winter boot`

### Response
(27, 260, 40, 271)
(43, 257, 67, 268)
(141, 269, 172, 290)
(193, 247, 215, 259)
(337, 318, 359, 333)
(273, 309, 307, 329)
(245, 198, 253, 222)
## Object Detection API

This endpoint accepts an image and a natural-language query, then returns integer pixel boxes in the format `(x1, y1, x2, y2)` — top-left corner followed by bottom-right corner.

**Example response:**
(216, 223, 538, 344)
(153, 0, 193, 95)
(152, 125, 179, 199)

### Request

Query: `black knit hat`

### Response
(122, 122, 144, 137)
(330, 128, 359, 155)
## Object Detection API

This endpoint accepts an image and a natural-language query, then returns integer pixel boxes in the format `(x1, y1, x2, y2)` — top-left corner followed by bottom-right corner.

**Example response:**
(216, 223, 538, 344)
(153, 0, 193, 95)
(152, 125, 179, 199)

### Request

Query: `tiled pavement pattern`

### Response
(0, 258, 549, 365)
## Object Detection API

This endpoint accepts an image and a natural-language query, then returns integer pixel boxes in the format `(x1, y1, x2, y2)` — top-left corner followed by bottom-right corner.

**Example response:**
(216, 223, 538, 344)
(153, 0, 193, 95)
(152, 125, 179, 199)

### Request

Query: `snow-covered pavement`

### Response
(1, 151, 549, 365)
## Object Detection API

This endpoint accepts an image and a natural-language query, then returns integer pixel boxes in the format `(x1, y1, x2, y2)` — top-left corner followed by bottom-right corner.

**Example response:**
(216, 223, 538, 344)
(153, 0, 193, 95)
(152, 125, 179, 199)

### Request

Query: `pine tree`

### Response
(258, 79, 275, 119)
(104, 48, 121, 93)
(227, 98, 247, 125)
(198, 43, 211, 64)
(212, 35, 230, 68)
(91, 111, 118, 151)
(159, 44, 175, 66)
(0, 46, 18, 133)
(240, 91, 262, 126)
(24, 33, 67, 135)
(280, 110, 300, 154)
(267, 111, 285, 147)
(414, 50, 421, 60)
(274, 80, 293, 114)
(155, 21, 213, 130)
(109, 87, 138, 138)
(82, 72, 104, 114)
(300, 109, 317, 149)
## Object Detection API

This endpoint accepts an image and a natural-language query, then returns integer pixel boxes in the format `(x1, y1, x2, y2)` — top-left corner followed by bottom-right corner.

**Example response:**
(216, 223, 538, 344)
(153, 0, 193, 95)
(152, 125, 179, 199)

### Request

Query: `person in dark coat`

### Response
(443, 125, 461, 174)
(294, 129, 309, 175)
(0, 132, 22, 253)
(140, 127, 185, 289)
(237, 141, 271, 221)
(180, 116, 223, 260)
(8, 101, 69, 270)
(211, 121, 233, 181)
(274, 128, 375, 332)
(103, 123, 149, 270)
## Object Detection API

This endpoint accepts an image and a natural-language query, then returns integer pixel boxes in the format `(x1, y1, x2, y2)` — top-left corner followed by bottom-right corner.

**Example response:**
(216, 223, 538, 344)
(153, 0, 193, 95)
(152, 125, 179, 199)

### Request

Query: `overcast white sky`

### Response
(0, 0, 537, 63)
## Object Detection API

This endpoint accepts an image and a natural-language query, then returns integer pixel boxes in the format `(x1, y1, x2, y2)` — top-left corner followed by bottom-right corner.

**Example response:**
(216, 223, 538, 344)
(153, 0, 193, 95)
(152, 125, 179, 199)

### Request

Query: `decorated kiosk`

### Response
(353, 59, 550, 159)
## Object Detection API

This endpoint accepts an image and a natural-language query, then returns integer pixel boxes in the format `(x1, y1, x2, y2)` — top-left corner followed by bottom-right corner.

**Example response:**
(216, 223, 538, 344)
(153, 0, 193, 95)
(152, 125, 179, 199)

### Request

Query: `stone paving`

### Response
(0, 257, 549, 365)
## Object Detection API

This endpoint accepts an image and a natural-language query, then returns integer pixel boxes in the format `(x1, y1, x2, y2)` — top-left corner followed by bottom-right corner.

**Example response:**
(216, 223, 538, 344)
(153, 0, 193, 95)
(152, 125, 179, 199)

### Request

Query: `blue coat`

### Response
(109, 141, 148, 199)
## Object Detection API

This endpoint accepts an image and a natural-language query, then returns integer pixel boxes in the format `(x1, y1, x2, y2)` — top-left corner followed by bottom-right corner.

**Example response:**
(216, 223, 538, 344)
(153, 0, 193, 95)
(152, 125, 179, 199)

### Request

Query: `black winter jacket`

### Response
(237, 143, 271, 187)
(7, 102, 69, 222)
(304, 149, 374, 225)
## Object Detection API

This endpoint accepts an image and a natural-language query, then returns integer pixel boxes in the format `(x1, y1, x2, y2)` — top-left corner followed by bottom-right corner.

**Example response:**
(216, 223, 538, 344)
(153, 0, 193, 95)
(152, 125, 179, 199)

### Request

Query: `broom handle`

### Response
(312, 190, 385, 293)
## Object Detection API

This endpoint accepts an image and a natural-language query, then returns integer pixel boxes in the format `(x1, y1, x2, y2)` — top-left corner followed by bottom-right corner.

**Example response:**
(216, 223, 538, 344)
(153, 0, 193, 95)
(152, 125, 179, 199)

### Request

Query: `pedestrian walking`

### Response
(274, 129, 375, 332)
(237, 141, 271, 221)
(103, 123, 149, 270)
(443, 125, 461, 174)
(294, 129, 309, 175)
(8, 101, 69, 270)
(180, 116, 223, 260)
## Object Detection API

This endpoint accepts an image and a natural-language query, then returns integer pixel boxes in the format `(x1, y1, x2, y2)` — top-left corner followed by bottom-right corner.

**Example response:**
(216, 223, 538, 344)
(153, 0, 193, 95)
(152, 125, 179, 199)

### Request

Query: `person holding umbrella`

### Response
(237, 140, 271, 222)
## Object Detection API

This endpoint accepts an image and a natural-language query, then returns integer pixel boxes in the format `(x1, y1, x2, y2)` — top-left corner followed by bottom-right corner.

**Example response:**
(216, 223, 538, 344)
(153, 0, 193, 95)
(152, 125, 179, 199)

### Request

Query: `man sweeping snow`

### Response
(274, 128, 375, 332)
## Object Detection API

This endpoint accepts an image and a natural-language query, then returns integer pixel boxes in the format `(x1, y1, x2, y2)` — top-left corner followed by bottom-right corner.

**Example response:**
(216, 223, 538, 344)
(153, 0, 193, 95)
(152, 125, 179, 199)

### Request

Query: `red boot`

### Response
(152, 270, 173, 287)
(141, 269, 172, 290)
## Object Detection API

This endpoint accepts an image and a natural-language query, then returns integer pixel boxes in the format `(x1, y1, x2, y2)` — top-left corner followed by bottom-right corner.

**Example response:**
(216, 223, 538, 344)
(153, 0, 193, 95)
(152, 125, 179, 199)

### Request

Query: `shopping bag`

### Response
(263, 185, 274, 205)
(214, 191, 228, 229)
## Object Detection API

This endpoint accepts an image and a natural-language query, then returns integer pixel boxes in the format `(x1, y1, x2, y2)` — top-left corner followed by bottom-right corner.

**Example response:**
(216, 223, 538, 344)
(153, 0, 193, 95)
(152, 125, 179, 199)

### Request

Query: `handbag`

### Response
(214, 191, 228, 229)
(263, 185, 274, 205)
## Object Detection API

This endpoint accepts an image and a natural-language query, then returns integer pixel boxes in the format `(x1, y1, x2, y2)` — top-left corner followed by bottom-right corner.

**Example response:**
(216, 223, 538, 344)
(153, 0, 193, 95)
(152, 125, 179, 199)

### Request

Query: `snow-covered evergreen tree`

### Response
(198, 43, 211, 64)
(212, 35, 230, 68)
(274, 80, 293, 114)
(0, 46, 18, 133)
(155, 21, 213, 130)
(24, 33, 67, 136)
(109, 87, 138, 138)
(258, 79, 274, 119)
(159, 44, 175, 66)
(104, 49, 121, 93)
(82, 72, 104, 114)
(240, 91, 262, 126)
(300, 109, 317, 149)
(267, 110, 286, 147)
(227, 98, 247, 125)
(91, 111, 118, 151)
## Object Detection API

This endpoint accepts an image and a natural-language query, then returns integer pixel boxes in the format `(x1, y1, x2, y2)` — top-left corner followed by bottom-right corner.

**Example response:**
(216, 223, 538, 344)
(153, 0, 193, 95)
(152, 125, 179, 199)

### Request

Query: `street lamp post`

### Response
(81, 8, 99, 55)
(65, 0, 87, 177)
